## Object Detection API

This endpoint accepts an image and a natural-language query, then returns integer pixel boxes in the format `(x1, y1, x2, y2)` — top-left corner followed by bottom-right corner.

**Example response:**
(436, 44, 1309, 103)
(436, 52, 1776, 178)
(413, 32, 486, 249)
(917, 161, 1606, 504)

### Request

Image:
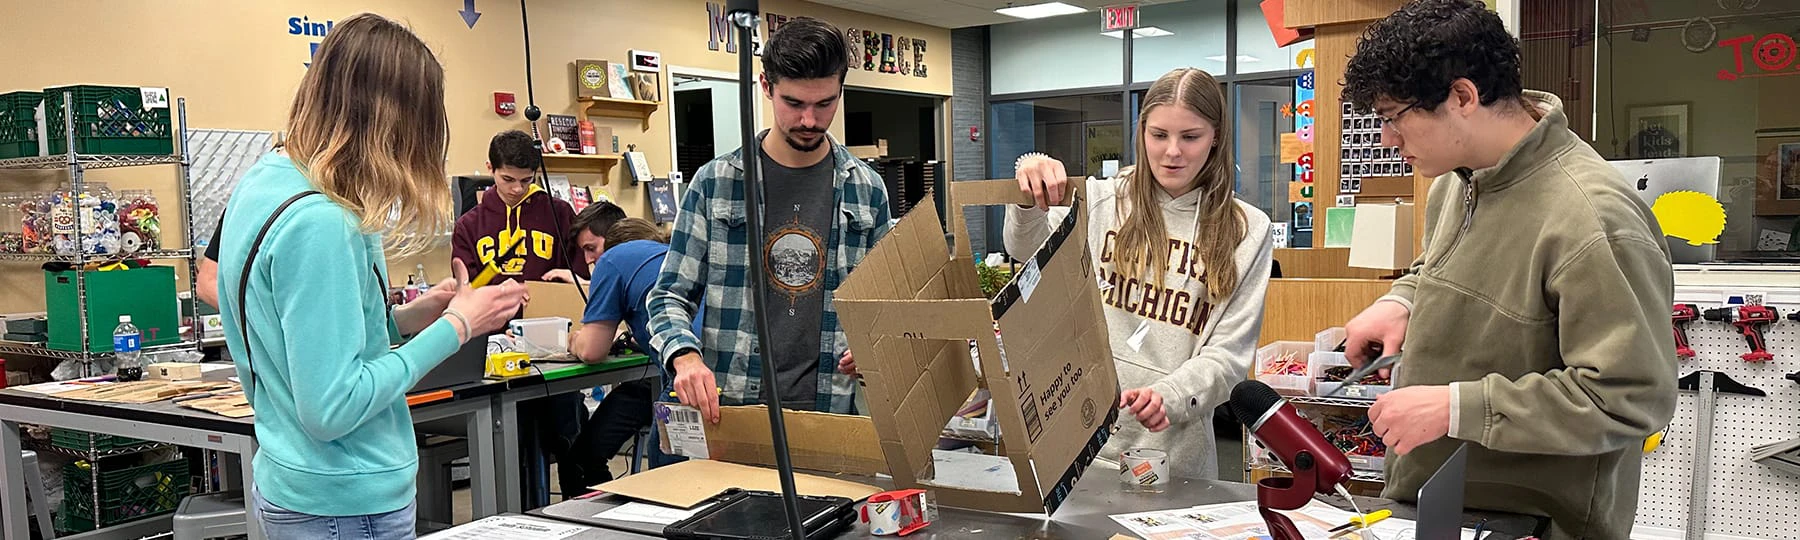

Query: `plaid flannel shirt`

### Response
(647, 135, 892, 413)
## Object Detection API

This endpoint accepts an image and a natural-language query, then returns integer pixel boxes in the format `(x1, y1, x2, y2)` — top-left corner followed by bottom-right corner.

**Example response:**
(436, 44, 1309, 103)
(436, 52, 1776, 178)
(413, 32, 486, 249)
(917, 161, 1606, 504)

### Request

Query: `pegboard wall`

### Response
(1638, 286, 1800, 539)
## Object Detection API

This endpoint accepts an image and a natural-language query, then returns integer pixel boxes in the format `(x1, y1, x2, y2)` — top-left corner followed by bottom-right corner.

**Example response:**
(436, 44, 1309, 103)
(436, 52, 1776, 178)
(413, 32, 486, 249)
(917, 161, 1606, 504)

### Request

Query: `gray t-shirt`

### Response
(758, 148, 835, 410)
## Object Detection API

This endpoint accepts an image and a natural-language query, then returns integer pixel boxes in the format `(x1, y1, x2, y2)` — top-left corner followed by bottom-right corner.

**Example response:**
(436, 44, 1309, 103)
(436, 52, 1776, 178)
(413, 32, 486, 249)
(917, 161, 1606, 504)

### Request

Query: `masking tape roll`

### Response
(1119, 448, 1169, 487)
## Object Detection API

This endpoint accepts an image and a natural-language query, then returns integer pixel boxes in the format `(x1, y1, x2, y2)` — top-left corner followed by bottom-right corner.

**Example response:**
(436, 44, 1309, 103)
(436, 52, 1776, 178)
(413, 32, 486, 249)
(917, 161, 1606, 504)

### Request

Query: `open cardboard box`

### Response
(654, 404, 888, 476)
(834, 179, 1120, 515)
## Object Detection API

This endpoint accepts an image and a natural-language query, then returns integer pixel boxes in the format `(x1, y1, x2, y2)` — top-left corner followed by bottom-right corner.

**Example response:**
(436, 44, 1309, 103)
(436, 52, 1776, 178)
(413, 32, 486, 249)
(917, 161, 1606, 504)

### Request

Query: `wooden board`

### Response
(178, 394, 253, 418)
(57, 380, 236, 404)
(1274, 248, 1398, 279)
(1259, 278, 1393, 345)
(1310, 24, 1362, 249)
(1283, 0, 1410, 28)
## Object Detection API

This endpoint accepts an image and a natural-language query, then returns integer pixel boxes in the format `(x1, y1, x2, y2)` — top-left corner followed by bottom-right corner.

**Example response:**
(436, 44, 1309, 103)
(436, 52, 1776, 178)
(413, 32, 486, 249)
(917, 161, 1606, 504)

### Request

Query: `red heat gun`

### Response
(1703, 305, 1780, 362)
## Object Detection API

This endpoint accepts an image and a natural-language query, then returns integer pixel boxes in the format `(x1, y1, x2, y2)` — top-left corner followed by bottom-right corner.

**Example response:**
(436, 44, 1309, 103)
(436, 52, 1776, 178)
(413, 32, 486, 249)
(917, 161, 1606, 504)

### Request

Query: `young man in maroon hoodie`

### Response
(448, 130, 602, 504)
(452, 130, 579, 282)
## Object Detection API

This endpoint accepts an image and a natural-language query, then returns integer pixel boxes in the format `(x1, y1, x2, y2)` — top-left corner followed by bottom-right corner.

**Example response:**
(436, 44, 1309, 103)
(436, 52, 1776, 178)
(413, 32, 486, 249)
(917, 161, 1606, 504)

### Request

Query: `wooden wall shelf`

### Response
(579, 97, 660, 131)
(542, 153, 621, 181)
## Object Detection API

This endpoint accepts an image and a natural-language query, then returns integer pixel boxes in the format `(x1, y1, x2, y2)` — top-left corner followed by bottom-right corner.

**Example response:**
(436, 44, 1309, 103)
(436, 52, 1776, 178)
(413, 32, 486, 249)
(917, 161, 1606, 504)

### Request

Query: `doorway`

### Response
(843, 89, 941, 162)
(1233, 77, 1301, 246)
(669, 69, 754, 181)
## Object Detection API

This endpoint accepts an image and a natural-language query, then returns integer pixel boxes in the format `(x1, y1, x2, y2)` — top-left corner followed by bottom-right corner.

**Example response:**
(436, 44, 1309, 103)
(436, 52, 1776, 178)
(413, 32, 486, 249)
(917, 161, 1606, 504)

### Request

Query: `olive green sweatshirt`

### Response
(1379, 91, 1677, 539)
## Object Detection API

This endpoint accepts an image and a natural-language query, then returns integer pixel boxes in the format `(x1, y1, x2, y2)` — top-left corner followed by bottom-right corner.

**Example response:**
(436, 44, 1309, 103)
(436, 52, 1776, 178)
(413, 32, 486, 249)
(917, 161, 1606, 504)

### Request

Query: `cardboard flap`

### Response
(594, 459, 881, 509)
(687, 406, 888, 476)
(523, 281, 588, 321)
(949, 179, 1078, 208)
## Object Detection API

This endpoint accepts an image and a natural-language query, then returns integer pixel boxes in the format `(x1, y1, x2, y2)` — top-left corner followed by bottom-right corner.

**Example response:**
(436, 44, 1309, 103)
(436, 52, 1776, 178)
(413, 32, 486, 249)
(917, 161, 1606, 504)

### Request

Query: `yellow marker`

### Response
(1351, 509, 1391, 528)
(1645, 430, 1665, 454)
(668, 389, 724, 398)
(1651, 190, 1726, 247)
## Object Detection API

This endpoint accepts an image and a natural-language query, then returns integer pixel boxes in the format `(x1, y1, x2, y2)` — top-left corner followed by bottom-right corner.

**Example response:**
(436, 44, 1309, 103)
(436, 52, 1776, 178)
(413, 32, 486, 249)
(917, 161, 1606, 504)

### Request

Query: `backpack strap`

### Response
(233, 191, 321, 400)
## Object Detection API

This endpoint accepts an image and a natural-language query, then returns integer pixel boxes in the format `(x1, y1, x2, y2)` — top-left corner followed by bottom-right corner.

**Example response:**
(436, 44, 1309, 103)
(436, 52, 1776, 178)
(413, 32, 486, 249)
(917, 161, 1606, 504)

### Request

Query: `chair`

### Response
(170, 491, 247, 540)
(21, 451, 55, 539)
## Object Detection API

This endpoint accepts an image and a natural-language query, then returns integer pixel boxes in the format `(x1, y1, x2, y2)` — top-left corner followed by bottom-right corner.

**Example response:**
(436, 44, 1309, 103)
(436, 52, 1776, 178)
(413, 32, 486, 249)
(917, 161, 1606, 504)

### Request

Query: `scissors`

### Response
(1324, 354, 1401, 397)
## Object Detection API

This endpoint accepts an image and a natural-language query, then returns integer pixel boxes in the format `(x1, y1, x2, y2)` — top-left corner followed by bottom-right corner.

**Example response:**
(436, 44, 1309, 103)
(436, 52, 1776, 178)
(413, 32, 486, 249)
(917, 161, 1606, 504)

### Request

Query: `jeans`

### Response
(252, 486, 417, 540)
(564, 379, 686, 495)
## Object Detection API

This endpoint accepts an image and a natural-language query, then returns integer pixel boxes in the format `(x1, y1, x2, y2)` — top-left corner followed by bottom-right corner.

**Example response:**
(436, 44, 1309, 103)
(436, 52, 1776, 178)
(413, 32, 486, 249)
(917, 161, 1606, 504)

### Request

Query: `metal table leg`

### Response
(2, 420, 28, 540)
(468, 398, 500, 518)
(498, 396, 523, 513)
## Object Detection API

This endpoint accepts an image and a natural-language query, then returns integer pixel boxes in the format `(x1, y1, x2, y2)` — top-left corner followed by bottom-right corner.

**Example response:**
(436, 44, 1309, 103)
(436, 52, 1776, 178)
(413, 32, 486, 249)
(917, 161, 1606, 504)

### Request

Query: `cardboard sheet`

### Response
(655, 404, 888, 476)
(594, 459, 881, 509)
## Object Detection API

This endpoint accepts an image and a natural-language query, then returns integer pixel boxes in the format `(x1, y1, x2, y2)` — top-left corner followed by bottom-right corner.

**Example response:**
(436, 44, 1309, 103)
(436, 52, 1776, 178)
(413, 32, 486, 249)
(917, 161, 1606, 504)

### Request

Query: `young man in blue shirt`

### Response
(564, 212, 696, 488)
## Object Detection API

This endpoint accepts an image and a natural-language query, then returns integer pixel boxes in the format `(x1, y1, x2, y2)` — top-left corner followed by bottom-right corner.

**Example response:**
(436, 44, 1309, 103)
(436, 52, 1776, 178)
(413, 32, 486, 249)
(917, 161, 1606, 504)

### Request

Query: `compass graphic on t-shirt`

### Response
(765, 219, 824, 297)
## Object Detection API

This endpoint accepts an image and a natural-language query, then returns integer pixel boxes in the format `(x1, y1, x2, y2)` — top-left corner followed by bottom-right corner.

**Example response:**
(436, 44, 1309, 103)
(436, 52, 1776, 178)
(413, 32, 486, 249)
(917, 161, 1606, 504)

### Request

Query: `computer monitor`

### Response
(453, 174, 495, 217)
(1608, 156, 1722, 264)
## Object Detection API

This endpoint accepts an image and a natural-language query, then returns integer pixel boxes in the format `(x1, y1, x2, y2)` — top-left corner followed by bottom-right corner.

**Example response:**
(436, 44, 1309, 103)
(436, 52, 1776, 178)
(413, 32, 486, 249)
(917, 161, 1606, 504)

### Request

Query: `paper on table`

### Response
(596, 459, 881, 509)
(595, 501, 713, 525)
(420, 515, 587, 540)
(11, 381, 91, 395)
(1108, 501, 1490, 540)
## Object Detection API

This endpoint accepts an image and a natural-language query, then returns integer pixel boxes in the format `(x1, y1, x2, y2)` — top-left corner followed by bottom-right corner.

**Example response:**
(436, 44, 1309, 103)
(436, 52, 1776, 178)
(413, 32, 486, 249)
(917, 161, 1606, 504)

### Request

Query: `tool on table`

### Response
(1672, 303, 1700, 360)
(1327, 509, 1392, 538)
(1702, 305, 1779, 362)
(1323, 355, 1401, 397)
(860, 489, 935, 536)
(1677, 370, 1764, 540)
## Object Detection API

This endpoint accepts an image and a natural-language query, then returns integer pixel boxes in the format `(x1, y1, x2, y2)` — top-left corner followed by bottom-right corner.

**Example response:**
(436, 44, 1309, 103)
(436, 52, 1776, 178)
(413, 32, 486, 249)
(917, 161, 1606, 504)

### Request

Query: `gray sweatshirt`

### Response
(1003, 175, 1273, 480)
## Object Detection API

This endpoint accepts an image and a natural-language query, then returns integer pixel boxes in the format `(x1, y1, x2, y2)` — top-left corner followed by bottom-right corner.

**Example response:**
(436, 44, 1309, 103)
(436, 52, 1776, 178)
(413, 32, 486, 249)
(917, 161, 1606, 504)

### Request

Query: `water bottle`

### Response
(113, 315, 143, 381)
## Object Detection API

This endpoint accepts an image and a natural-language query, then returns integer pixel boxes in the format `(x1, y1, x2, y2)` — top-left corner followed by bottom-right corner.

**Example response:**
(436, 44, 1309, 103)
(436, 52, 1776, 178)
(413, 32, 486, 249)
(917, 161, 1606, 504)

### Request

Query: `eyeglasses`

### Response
(1376, 102, 1423, 126)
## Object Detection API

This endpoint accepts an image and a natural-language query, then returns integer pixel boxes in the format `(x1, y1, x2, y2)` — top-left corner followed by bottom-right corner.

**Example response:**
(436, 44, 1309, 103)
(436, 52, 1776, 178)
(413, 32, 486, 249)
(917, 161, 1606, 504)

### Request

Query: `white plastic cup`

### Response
(1119, 448, 1170, 493)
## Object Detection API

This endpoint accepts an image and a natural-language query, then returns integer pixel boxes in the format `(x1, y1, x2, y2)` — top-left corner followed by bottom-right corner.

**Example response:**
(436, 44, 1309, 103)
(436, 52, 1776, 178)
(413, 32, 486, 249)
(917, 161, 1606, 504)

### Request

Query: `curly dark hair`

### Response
(487, 129, 541, 171)
(1342, 0, 1521, 112)
(762, 16, 849, 85)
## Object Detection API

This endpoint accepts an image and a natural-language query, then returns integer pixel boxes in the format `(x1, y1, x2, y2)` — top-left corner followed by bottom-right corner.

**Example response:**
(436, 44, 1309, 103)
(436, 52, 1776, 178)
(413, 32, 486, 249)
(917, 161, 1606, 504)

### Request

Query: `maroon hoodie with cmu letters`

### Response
(451, 184, 575, 282)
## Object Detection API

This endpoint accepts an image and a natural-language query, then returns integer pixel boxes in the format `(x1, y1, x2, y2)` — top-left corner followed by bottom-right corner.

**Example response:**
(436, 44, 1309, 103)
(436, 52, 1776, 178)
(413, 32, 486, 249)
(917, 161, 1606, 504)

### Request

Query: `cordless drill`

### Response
(1703, 305, 1780, 362)
(1672, 304, 1700, 360)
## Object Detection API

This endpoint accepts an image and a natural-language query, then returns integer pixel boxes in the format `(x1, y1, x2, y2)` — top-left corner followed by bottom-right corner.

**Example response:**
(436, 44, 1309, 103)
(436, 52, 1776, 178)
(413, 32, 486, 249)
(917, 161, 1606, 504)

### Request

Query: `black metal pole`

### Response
(728, 1, 806, 538)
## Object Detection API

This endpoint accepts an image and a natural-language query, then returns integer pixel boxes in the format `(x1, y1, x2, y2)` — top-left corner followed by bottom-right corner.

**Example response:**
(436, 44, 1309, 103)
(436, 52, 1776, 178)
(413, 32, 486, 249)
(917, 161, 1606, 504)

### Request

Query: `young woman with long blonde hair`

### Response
(217, 14, 526, 538)
(1006, 68, 1274, 480)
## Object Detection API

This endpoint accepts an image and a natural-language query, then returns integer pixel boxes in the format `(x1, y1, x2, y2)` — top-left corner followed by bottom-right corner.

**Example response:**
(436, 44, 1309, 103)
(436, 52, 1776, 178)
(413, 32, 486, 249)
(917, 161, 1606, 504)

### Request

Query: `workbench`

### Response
(0, 355, 656, 540)
(530, 473, 1548, 539)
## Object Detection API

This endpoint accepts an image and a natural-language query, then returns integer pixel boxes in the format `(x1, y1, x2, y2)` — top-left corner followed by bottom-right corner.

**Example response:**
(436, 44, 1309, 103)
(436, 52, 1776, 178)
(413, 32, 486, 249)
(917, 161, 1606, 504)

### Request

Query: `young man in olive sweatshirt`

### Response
(1340, 1, 1676, 538)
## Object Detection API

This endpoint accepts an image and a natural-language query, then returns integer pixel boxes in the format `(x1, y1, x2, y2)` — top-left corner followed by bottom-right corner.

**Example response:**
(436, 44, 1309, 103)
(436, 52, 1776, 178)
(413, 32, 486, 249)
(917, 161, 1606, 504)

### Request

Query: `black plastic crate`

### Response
(43, 85, 174, 156)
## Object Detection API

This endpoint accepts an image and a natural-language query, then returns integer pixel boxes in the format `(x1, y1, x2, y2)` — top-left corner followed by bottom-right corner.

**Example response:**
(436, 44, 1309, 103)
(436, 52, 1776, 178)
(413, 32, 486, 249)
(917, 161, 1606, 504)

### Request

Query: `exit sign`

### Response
(1102, 4, 1139, 32)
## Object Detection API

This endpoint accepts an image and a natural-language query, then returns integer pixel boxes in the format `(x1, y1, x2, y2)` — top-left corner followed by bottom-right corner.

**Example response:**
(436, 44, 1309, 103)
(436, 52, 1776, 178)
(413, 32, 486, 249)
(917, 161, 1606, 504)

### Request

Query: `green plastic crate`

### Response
(0, 91, 41, 159)
(57, 458, 189, 534)
(43, 85, 174, 156)
(50, 428, 149, 452)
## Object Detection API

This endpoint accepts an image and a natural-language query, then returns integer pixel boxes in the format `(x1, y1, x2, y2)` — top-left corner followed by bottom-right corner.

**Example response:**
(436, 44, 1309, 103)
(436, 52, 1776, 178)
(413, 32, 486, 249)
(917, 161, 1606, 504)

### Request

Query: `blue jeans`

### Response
(252, 486, 417, 540)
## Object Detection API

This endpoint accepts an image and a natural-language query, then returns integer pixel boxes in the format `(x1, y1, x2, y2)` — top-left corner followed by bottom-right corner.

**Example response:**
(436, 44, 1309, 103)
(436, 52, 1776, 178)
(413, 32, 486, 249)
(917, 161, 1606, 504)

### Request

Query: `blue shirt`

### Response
(584, 240, 698, 362)
(218, 153, 461, 517)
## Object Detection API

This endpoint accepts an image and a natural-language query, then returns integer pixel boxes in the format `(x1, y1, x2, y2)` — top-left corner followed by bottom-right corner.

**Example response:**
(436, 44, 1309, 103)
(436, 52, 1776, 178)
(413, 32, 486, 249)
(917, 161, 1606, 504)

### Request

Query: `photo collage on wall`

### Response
(1339, 103, 1413, 195)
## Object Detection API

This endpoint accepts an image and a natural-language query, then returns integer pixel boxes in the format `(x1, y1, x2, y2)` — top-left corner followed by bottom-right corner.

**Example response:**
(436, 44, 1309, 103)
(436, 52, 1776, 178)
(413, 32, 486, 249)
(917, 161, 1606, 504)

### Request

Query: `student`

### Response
(1339, 1, 1675, 536)
(564, 215, 696, 488)
(451, 130, 577, 282)
(647, 17, 891, 422)
(216, 14, 526, 539)
(1006, 68, 1273, 481)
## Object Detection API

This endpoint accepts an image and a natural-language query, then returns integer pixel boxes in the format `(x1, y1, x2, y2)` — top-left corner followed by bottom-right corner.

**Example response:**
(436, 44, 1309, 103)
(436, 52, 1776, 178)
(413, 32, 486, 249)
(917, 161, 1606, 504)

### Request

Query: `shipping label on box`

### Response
(835, 179, 1119, 515)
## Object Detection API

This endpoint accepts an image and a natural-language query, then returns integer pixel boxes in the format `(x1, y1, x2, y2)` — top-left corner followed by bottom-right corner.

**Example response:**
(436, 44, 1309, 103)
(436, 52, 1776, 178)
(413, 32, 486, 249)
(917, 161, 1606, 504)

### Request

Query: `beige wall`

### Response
(0, 0, 950, 313)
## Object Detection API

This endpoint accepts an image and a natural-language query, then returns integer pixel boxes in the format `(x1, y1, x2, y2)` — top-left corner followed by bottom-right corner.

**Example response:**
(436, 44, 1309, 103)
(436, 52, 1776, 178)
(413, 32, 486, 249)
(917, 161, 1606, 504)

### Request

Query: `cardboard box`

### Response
(834, 179, 1119, 515)
(1347, 202, 1415, 270)
(655, 404, 887, 476)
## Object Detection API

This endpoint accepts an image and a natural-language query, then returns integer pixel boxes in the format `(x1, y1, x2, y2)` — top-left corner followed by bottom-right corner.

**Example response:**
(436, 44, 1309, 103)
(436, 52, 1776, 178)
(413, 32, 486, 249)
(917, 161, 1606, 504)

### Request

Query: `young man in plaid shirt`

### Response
(647, 16, 892, 421)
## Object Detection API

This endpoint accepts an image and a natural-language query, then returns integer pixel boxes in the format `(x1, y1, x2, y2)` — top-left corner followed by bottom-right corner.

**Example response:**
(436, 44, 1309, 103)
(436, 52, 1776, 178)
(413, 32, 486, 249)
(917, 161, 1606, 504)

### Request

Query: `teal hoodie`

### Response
(218, 153, 461, 517)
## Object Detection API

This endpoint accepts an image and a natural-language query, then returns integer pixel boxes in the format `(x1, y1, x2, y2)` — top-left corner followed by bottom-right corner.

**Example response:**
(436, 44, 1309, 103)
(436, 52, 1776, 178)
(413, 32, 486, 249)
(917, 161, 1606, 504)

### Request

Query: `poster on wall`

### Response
(1627, 103, 1688, 159)
(1086, 123, 1123, 178)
